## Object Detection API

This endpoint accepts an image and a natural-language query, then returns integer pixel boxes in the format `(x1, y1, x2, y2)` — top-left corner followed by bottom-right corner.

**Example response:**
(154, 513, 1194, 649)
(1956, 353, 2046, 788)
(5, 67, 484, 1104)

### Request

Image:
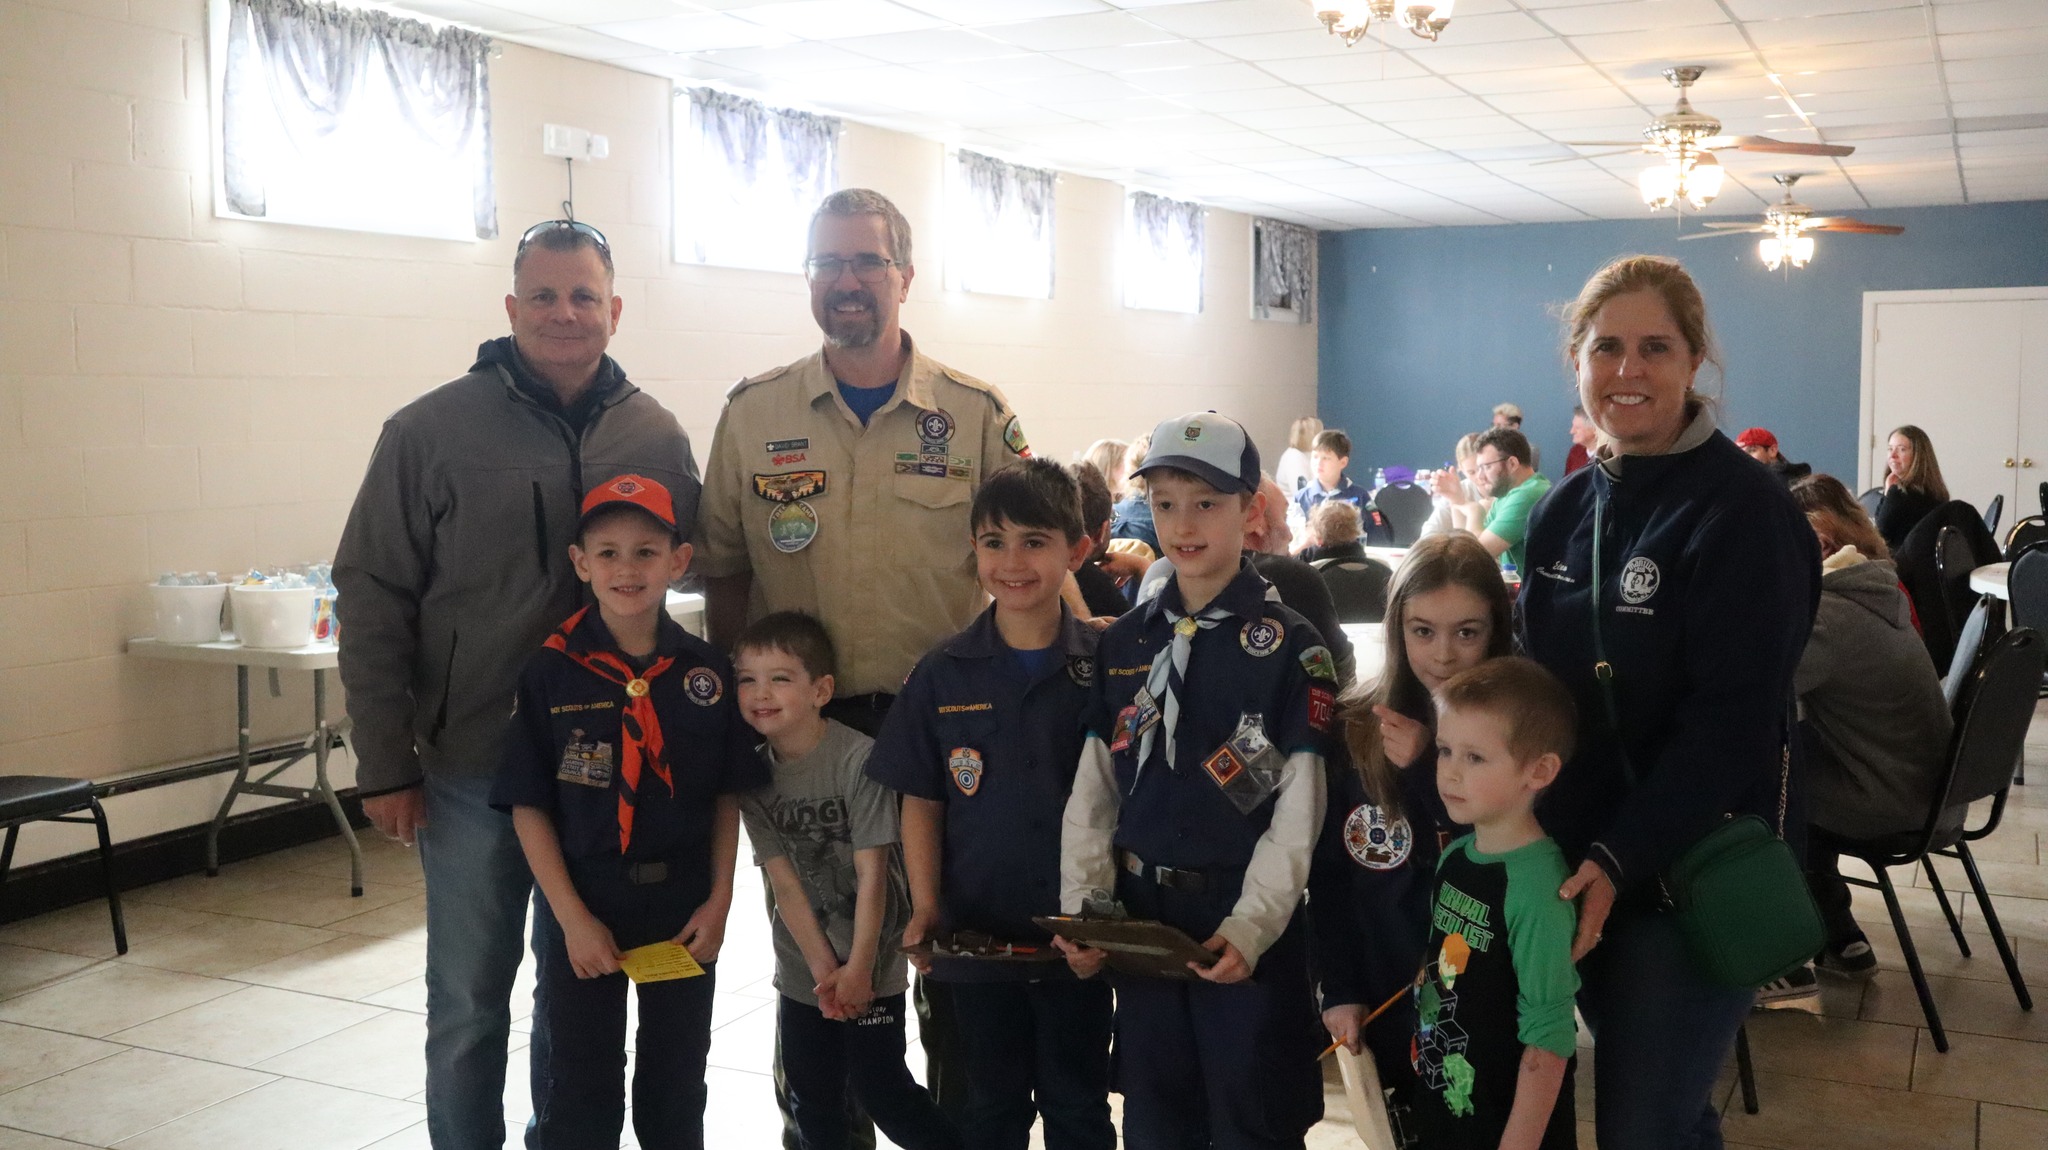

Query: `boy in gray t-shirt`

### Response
(734, 612, 960, 1150)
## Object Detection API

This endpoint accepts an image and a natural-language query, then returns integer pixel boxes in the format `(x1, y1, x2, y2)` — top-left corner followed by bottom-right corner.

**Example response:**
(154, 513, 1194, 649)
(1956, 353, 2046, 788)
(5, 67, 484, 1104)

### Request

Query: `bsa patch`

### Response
(917, 408, 955, 449)
(1240, 618, 1284, 657)
(684, 667, 724, 706)
(1621, 555, 1661, 605)
(1202, 743, 1247, 787)
(752, 470, 827, 503)
(1343, 803, 1413, 871)
(557, 732, 614, 787)
(1067, 655, 1095, 687)
(765, 437, 809, 454)
(1299, 645, 1337, 683)
(768, 501, 819, 553)
(1308, 685, 1335, 732)
(1110, 705, 1137, 753)
(1003, 415, 1031, 458)
(949, 747, 984, 796)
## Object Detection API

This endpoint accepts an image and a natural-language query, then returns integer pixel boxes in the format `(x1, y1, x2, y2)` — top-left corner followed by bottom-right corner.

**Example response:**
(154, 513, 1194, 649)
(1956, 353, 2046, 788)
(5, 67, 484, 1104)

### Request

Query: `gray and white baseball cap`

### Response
(1132, 411, 1261, 496)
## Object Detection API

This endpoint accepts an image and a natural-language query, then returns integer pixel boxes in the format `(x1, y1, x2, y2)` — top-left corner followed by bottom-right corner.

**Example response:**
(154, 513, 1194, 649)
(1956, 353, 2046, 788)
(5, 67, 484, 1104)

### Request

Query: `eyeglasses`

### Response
(805, 254, 901, 284)
(1474, 456, 1508, 474)
(518, 219, 609, 252)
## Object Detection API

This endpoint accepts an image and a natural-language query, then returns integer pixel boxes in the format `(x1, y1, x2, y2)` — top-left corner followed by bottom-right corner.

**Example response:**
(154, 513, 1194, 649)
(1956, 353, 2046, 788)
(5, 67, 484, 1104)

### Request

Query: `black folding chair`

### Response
(1312, 557, 1394, 624)
(1826, 628, 2042, 1052)
(1859, 487, 1885, 522)
(1371, 483, 1433, 548)
(1, 778, 128, 956)
(1943, 596, 1996, 714)
(1983, 493, 2004, 537)
(1934, 526, 1980, 652)
(2004, 516, 2048, 562)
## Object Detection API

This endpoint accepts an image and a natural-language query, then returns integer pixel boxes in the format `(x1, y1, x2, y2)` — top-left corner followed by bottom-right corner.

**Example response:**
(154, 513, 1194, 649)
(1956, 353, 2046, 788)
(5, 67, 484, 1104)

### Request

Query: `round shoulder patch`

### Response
(917, 408, 955, 444)
(1620, 555, 1661, 605)
(1067, 655, 1094, 687)
(1343, 803, 1413, 870)
(1240, 617, 1284, 657)
(683, 667, 724, 706)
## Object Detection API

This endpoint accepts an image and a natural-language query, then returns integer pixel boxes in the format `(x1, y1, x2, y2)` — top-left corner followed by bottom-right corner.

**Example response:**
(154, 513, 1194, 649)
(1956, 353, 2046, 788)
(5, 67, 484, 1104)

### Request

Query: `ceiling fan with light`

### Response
(1540, 66, 1858, 211)
(1680, 174, 1905, 270)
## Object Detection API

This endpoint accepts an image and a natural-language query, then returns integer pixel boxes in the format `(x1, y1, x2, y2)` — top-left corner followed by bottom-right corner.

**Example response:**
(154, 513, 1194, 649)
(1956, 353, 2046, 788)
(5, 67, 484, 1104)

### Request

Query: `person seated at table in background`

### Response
(1108, 433, 1160, 561)
(1068, 462, 1133, 619)
(1788, 474, 1952, 980)
(1292, 428, 1372, 540)
(1423, 433, 1483, 540)
(1298, 501, 1367, 566)
(1736, 427, 1812, 486)
(1492, 403, 1522, 431)
(492, 475, 762, 1150)
(1082, 439, 1128, 503)
(1437, 428, 1552, 573)
(1566, 407, 1596, 476)
(1875, 424, 1951, 554)
(1275, 416, 1323, 497)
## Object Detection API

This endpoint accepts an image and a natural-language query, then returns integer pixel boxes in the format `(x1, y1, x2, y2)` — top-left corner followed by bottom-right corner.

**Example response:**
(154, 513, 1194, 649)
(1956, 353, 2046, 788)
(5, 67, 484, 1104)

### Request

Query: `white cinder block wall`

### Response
(0, 0, 1318, 867)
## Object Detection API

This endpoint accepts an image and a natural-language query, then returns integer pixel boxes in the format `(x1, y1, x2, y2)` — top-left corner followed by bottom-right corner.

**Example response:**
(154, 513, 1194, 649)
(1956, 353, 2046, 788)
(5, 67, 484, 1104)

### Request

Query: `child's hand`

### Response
(814, 980, 846, 1022)
(901, 911, 938, 976)
(1192, 934, 1250, 984)
(1373, 705, 1430, 768)
(833, 964, 875, 1019)
(1053, 935, 1108, 979)
(1322, 1003, 1365, 1054)
(562, 911, 622, 979)
(675, 898, 731, 964)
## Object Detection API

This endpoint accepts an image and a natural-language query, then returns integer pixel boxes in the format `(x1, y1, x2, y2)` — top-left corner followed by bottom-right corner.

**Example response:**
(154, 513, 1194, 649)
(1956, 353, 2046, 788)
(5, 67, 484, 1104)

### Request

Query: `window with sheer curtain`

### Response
(1123, 191, 1204, 314)
(675, 88, 839, 274)
(1252, 217, 1317, 324)
(211, 0, 496, 242)
(948, 150, 1056, 299)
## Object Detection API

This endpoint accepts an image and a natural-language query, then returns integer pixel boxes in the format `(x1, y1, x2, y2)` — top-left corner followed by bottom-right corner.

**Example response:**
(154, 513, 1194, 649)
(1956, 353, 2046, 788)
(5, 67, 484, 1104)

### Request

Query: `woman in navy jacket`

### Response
(1518, 256, 1820, 1150)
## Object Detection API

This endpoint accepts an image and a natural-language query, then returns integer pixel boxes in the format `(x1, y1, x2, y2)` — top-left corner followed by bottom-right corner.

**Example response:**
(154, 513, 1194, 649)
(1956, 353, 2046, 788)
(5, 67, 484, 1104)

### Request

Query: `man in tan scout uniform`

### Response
(697, 188, 1025, 1146)
(698, 188, 1028, 730)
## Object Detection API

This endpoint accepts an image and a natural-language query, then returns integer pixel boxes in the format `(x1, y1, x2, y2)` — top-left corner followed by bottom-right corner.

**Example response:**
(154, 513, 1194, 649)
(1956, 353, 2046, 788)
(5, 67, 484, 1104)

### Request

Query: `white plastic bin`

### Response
(150, 583, 228, 644)
(230, 585, 319, 649)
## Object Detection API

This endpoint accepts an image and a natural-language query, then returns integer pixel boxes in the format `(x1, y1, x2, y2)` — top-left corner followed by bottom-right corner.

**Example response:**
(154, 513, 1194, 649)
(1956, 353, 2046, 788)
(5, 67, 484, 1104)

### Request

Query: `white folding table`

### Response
(126, 636, 360, 896)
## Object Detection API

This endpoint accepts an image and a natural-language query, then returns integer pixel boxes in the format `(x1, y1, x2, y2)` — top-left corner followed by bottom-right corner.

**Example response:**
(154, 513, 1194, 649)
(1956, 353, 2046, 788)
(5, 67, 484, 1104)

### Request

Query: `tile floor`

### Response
(6, 722, 2048, 1149)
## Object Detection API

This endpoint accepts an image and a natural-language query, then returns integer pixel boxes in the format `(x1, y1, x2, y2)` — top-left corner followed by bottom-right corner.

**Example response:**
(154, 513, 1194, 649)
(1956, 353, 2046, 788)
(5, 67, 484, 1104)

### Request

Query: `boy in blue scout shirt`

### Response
(492, 475, 766, 1150)
(867, 459, 1116, 1150)
(1409, 657, 1579, 1150)
(734, 611, 960, 1150)
(1056, 412, 1334, 1150)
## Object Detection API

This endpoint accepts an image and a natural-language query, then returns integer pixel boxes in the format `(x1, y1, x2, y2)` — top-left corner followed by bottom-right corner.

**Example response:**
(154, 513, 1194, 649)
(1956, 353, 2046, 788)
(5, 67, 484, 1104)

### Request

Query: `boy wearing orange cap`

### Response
(492, 475, 768, 1150)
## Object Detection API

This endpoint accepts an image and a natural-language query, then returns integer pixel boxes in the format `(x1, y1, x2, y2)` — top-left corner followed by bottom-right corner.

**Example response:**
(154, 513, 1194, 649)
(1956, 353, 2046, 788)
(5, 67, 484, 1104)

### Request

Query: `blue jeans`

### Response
(418, 773, 534, 1150)
(951, 979, 1114, 1150)
(1577, 910, 1754, 1150)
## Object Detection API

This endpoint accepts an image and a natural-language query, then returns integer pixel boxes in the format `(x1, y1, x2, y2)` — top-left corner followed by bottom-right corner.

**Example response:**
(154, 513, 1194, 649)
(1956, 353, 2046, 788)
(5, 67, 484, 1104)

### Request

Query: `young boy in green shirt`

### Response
(1413, 657, 1580, 1150)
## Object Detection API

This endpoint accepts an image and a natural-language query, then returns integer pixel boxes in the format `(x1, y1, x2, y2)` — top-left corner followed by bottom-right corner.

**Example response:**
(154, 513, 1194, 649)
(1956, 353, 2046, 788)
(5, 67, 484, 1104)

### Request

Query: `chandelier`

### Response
(1758, 175, 1818, 270)
(1313, 0, 1455, 45)
(1639, 151, 1722, 211)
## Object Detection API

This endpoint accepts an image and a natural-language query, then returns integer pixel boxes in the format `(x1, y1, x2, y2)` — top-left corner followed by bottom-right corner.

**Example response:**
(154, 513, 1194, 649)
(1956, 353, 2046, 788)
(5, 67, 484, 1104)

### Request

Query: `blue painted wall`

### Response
(1318, 200, 2048, 484)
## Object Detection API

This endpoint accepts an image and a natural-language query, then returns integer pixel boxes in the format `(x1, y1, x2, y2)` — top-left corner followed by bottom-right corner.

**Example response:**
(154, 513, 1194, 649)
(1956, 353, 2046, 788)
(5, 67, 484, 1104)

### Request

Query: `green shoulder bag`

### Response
(1590, 495, 1825, 990)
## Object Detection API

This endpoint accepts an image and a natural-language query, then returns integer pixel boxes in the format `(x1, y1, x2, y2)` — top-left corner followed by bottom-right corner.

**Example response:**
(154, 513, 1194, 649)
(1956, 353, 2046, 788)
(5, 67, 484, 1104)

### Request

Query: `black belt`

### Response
(623, 861, 669, 885)
(832, 692, 896, 713)
(1119, 849, 1208, 894)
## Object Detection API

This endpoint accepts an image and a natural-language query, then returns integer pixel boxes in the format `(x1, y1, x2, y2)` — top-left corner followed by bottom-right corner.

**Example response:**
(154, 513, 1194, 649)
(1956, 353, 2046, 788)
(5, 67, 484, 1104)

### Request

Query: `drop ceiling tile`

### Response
(1831, 131, 1959, 152)
(1724, 0, 1916, 18)
(1303, 76, 1467, 104)
(1762, 38, 1935, 70)
(1201, 29, 1362, 62)
(993, 71, 1148, 100)
(1816, 104, 1956, 127)
(391, 0, 559, 33)
(1223, 102, 1369, 129)
(1483, 87, 1645, 115)
(1453, 65, 1616, 95)
(483, 0, 678, 20)
(1744, 9, 1930, 49)
(977, 11, 1178, 50)
(1171, 85, 1328, 113)
(1045, 95, 1192, 120)
(1534, 0, 1729, 37)
(698, 41, 885, 74)
(1567, 24, 1758, 65)
(1419, 11, 1557, 44)
(1051, 39, 1235, 70)
(1799, 86, 1953, 114)
(1935, 0, 2048, 36)
(1953, 97, 2048, 117)
(1265, 121, 1410, 147)
(1958, 125, 2048, 149)
(1788, 64, 1943, 94)
(613, 54, 764, 83)
(1515, 107, 1655, 132)
(728, 1, 946, 38)
(1352, 94, 1501, 121)
(495, 25, 657, 59)
(1125, 62, 1292, 94)
(832, 28, 1021, 63)
(1120, 0, 1316, 39)
(593, 13, 798, 52)
(891, 0, 1111, 22)
(1942, 53, 2048, 83)
(1255, 52, 1434, 85)
(1943, 26, 2048, 58)
(1406, 38, 1588, 74)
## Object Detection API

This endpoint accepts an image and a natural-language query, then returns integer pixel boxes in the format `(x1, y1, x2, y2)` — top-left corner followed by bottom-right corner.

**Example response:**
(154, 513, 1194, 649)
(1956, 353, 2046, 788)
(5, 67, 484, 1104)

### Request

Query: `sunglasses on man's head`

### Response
(518, 219, 609, 251)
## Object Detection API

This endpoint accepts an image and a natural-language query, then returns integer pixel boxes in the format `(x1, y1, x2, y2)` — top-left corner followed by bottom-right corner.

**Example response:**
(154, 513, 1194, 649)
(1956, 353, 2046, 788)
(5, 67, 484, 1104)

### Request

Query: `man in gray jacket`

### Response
(335, 221, 699, 1150)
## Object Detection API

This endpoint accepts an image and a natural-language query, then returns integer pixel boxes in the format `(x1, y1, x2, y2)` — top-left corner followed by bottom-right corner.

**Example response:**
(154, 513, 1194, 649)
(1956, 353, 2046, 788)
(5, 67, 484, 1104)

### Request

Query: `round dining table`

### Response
(1971, 562, 2011, 600)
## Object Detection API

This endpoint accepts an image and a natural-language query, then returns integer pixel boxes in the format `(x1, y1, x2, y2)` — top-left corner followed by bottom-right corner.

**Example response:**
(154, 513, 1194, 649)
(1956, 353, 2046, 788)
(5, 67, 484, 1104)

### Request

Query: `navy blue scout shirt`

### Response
(493, 610, 767, 905)
(1090, 560, 1335, 881)
(1517, 425, 1820, 895)
(867, 604, 1098, 978)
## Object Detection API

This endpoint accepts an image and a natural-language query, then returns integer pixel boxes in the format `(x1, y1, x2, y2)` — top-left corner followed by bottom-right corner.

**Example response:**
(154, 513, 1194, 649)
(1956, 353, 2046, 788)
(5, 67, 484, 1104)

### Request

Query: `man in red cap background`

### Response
(1737, 427, 1812, 486)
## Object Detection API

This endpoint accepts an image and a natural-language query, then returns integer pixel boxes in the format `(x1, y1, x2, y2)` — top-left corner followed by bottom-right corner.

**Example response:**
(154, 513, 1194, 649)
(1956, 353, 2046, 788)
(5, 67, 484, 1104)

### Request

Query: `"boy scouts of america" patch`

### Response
(684, 667, 724, 706)
(1344, 803, 1413, 870)
(1240, 617, 1284, 657)
(949, 747, 983, 795)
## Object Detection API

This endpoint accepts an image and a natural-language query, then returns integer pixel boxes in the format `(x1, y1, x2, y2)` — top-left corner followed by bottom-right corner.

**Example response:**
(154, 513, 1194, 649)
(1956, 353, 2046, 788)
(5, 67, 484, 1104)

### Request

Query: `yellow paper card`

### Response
(619, 941, 705, 984)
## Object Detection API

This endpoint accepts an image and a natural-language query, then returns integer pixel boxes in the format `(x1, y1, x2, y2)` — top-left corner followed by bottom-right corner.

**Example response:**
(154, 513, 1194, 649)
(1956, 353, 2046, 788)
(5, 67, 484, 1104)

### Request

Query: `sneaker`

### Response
(1818, 937, 1879, 979)
(1755, 964, 1823, 1013)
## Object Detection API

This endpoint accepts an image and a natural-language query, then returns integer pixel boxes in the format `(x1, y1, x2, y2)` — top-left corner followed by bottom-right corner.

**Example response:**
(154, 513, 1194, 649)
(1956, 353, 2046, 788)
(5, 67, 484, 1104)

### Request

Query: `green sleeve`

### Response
(1482, 476, 1545, 547)
(1505, 841, 1580, 1059)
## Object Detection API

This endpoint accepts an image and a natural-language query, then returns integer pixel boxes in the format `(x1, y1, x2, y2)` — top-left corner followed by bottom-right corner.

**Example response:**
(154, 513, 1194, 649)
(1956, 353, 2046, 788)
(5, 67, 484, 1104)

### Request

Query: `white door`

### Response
(1863, 289, 2048, 524)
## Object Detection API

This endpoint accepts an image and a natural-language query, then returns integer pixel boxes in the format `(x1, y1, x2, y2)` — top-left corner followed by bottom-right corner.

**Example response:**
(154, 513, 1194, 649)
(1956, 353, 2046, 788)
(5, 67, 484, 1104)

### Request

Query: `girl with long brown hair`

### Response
(1875, 424, 1950, 551)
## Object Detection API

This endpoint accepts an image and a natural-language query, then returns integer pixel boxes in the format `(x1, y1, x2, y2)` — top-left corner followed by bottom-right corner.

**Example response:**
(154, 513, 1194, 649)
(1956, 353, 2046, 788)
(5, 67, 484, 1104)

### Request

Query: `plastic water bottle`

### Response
(1501, 556, 1522, 596)
(1374, 467, 1386, 490)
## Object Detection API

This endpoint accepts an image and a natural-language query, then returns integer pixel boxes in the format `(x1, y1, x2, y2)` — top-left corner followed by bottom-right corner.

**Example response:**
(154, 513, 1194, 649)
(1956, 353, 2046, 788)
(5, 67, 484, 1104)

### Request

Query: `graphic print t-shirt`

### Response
(739, 720, 912, 1007)
(1410, 835, 1580, 1150)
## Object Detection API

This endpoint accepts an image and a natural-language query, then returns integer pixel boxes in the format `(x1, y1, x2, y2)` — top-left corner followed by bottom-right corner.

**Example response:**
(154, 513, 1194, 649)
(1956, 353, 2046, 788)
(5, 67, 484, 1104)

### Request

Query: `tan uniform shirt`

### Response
(696, 335, 1030, 696)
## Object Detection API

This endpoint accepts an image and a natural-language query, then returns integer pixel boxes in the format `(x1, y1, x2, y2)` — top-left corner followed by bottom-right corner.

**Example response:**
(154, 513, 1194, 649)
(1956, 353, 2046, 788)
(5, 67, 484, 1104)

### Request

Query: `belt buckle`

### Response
(1157, 865, 1205, 894)
(626, 861, 668, 885)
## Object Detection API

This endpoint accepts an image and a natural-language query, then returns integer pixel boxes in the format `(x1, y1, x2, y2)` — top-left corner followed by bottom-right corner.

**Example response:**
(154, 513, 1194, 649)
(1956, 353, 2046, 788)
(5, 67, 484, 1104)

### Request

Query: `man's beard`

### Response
(822, 287, 881, 349)
(1491, 470, 1516, 499)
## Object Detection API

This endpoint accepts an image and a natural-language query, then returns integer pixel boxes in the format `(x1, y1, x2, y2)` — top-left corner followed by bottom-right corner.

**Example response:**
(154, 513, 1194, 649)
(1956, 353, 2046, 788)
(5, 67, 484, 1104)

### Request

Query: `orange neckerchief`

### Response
(544, 607, 675, 853)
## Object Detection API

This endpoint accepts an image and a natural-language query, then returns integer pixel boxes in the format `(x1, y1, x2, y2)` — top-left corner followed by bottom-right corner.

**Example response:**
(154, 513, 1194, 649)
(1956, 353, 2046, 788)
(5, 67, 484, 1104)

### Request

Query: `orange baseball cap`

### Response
(579, 474, 677, 534)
